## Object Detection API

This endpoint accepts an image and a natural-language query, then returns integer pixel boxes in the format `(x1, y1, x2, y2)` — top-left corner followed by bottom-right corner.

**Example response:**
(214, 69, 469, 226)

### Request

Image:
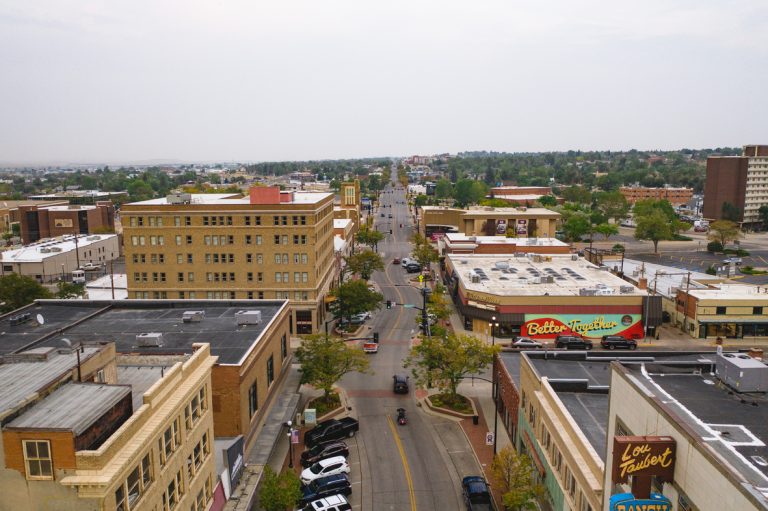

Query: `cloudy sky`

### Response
(1, 1, 766, 164)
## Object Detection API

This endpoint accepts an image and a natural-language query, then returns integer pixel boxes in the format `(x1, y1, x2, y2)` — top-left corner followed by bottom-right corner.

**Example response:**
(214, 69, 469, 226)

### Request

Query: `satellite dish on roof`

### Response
(36, 314, 45, 325)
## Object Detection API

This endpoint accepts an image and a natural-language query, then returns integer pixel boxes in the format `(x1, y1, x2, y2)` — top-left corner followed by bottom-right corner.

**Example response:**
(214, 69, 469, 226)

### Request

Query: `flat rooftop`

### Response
(449, 254, 645, 297)
(0, 300, 288, 365)
(334, 219, 352, 229)
(118, 365, 171, 411)
(29, 191, 125, 199)
(622, 259, 712, 299)
(6, 382, 131, 434)
(444, 233, 568, 247)
(686, 283, 767, 301)
(128, 192, 332, 206)
(420, 205, 560, 217)
(1, 234, 118, 263)
(623, 358, 768, 500)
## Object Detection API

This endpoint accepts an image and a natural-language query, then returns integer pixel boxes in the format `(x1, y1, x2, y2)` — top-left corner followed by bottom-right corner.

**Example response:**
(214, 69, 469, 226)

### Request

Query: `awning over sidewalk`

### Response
(455, 300, 524, 324)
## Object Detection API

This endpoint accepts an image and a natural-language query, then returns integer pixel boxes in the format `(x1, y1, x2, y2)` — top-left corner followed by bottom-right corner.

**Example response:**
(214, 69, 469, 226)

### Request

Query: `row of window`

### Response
(115, 453, 152, 511)
(130, 233, 322, 248)
(133, 290, 312, 301)
(131, 252, 311, 266)
(134, 271, 310, 285)
(129, 215, 309, 227)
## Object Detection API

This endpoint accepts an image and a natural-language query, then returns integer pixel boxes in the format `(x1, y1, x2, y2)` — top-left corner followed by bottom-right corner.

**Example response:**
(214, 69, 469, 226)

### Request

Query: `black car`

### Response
(600, 335, 637, 350)
(405, 263, 422, 273)
(555, 335, 593, 350)
(393, 374, 409, 394)
(300, 441, 349, 468)
(300, 473, 352, 506)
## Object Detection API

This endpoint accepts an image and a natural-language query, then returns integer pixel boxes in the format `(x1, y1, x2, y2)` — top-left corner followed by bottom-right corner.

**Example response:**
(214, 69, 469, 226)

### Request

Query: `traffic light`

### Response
(389, 230, 393, 234)
(386, 300, 392, 309)
(373, 332, 379, 343)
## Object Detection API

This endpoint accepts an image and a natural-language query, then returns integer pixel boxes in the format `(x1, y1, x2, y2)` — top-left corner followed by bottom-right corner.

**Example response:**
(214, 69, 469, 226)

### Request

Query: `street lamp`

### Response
(490, 316, 499, 346)
(285, 420, 295, 468)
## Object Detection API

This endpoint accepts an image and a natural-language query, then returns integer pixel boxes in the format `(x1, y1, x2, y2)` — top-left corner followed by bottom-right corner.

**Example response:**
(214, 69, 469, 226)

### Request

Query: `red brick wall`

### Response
(703, 157, 748, 221)
(494, 356, 520, 443)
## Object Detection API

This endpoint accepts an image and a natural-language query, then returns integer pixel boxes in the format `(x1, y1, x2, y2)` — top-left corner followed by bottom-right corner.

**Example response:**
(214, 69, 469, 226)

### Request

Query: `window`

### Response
(176, 254, 183, 264)
(22, 440, 52, 479)
(302, 272, 308, 283)
(116, 453, 153, 511)
(255, 216, 261, 225)
(185, 216, 191, 226)
(258, 291, 264, 299)
(246, 253, 253, 263)
(755, 307, 763, 315)
(188, 272, 194, 282)
(174, 216, 180, 227)
(248, 382, 258, 417)
(274, 254, 281, 264)
(267, 355, 274, 386)
(187, 253, 193, 263)
(294, 272, 300, 283)
(186, 235, 192, 245)
(282, 253, 288, 264)
(247, 272, 253, 282)
(185, 389, 203, 431)
(302, 253, 308, 264)
(256, 235, 262, 245)
(274, 235, 280, 245)
(257, 272, 263, 283)
(162, 469, 183, 511)
(158, 417, 181, 466)
(175, 235, 182, 246)
(178, 272, 184, 282)
(716, 306, 726, 315)
(281, 334, 288, 359)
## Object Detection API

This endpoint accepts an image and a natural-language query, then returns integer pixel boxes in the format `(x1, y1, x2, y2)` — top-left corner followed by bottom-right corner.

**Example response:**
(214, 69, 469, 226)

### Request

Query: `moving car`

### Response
(302, 494, 352, 511)
(511, 337, 544, 349)
(555, 335, 593, 350)
(600, 335, 637, 350)
(400, 257, 413, 267)
(300, 442, 349, 468)
(405, 263, 422, 273)
(392, 257, 401, 264)
(304, 418, 360, 448)
(362, 341, 378, 353)
(393, 374, 409, 394)
(462, 476, 496, 511)
(300, 456, 351, 485)
(300, 474, 352, 505)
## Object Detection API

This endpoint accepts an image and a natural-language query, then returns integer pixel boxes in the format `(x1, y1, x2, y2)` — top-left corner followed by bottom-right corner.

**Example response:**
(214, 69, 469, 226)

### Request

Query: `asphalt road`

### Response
(339, 173, 474, 510)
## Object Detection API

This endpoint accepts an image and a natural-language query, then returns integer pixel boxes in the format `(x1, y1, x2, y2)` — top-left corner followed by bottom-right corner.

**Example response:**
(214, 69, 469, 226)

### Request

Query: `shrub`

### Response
(707, 241, 723, 253)
(706, 266, 716, 275)
(612, 243, 625, 253)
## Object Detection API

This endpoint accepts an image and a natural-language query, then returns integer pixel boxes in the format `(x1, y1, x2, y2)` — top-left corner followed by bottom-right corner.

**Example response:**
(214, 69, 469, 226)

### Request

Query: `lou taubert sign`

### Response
(611, 436, 676, 484)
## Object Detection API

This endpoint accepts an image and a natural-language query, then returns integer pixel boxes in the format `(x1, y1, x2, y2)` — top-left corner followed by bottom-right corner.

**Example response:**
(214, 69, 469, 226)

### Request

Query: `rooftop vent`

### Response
(572, 254, 579, 261)
(166, 192, 192, 204)
(39, 247, 51, 253)
(49, 247, 62, 252)
(136, 332, 163, 347)
(495, 261, 509, 270)
(9, 312, 32, 326)
(235, 310, 262, 325)
(620, 286, 635, 294)
(182, 310, 205, 323)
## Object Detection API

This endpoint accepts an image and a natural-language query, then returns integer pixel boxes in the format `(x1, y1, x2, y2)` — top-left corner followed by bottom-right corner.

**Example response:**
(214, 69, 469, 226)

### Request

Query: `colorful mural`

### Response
(523, 313, 643, 339)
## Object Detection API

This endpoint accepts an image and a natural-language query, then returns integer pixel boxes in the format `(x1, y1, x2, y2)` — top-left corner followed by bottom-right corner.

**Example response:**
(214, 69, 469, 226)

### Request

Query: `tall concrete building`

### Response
(122, 187, 335, 333)
(703, 145, 768, 226)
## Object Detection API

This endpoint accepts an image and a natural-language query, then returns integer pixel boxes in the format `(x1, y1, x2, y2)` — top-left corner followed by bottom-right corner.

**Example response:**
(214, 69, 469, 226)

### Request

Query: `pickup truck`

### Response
(462, 476, 496, 511)
(304, 418, 359, 448)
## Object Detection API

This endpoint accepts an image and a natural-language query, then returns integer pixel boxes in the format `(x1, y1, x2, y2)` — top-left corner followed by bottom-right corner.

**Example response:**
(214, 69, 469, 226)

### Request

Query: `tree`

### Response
(759, 205, 768, 231)
(721, 201, 741, 222)
(56, 281, 86, 299)
(634, 209, 674, 254)
(491, 445, 545, 511)
(0, 274, 53, 313)
(708, 220, 741, 247)
(411, 241, 439, 269)
(454, 179, 487, 207)
(593, 191, 630, 223)
(356, 226, 384, 251)
(404, 333, 499, 402)
(127, 180, 155, 202)
(329, 280, 383, 323)
(259, 466, 302, 511)
(414, 194, 429, 207)
(562, 213, 591, 242)
(295, 334, 371, 402)
(594, 223, 619, 240)
(435, 178, 453, 199)
(559, 185, 592, 204)
(537, 195, 557, 207)
(344, 250, 384, 281)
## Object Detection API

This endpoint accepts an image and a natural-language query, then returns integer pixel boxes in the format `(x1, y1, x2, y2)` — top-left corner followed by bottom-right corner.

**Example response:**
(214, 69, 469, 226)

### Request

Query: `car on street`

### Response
(393, 374, 409, 394)
(723, 257, 742, 265)
(405, 263, 422, 273)
(555, 335, 593, 350)
(300, 456, 351, 485)
(362, 340, 378, 353)
(300, 474, 352, 505)
(600, 335, 637, 350)
(304, 418, 360, 448)
(400, 257, 412, 267)
(392, 257, 401, 264)
(511, 336, 544, 349)
(300, 441, 349, 468)
(302, 494, 352, 511)
(462, 476, 496, 511)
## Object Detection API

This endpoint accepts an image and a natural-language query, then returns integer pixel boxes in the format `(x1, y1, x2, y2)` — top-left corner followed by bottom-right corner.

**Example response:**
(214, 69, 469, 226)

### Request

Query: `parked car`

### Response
(511, 336, 544, 349)
(300, 474, 352, 505)
(300, 456, 351, 485)
(405, 263, 422, 273)
(304, 418, 360, 448)
(393, 374, 409, 394)
(300, 442, 349, 468)
(302, 494, 352, 511)
(462, 476, 496, 511)
(79, 262, 102, 271)
(400, 257, 413, 267)
(600, 335, 637, 350)
(555, 335, 593, 350)
(723, 257, 742, 265)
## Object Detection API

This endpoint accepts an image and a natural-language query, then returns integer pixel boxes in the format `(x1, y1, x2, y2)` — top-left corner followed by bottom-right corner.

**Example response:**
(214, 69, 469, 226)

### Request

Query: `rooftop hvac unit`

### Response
(632, 270, 639, 277)
(716, 353, 768, 392)
(532, 255, 543, 263)
(469, 272, 481, 284)
(572, 254, 579, 261)
(166, 192, 192, 204)
(495, 261, 509, 270)
(49, 247, 62, 252)
(579, 288, 597, 296)
(9, 312, 32, 326)
(136, 332, 163, 347)
(595, 283, 607, 289)
(519, 277, 528, 285)
(596, 288, 615, 295)
(620, 286, 635, 294)
(39, 248, 51, 253)
(542, 276, 554, 284)
(460, 260, 468, 265)
(532, 277, 542, 284)
(87, 235, 101, 241)
(182, 310, 205, 323)
(236, 310, 262, 325)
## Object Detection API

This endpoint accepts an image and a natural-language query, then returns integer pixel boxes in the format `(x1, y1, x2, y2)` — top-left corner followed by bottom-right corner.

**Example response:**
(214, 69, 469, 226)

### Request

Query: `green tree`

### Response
(404, 333, 499, 402)
(721, 201, 741, 222)
(411, 241, 439, 269)
(562, 213, 591, 242)
(634, 209, 674, 253)
(329, 280, 383, 323)
(435, 178, 453, 199)
(594, 223, 619, 240)
(759, 205, 768, 231)
(356, 226, 385, 250)
(329, 179, 342, 192)
(707, 220, 741, 247)
(414, 194, 429, 207)
(594, 191, 630, 223)
(56, 281, 86, 299)
(0, 274, 53, 313)
(127, 180, 155, 202)
(258, 466, 302, 511)
(491, 445, 545, 511)
(559, 185, 592, 204)
(537, 195, 557, 207)
(295, 334, 371, 402)
(454, 179, 488, 207)
(344, 250, 384, 281)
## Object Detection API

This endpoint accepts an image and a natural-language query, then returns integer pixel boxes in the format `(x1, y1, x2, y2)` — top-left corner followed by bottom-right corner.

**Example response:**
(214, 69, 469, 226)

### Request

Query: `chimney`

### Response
(249, 186, 281, 205)
(280, 191, 294, 203)
(638, 277, 647, 290)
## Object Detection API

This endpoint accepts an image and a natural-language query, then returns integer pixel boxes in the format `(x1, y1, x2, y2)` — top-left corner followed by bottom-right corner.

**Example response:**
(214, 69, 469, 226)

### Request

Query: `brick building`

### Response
(19, 202, 115, 244)
(619, 186, 693, 206)
(703, 145, 768, 226)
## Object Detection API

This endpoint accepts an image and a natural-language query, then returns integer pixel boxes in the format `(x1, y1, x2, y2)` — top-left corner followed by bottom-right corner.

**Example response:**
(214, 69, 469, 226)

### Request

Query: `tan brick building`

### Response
(418, 206, 560, 239)
(0, 341, 217, 511)
(122, 187, 336, 333)
(619, 186, 693, 206)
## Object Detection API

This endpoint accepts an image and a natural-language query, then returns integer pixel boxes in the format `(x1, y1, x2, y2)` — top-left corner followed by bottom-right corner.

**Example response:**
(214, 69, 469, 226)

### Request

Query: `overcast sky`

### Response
(1, 1, 767, 164)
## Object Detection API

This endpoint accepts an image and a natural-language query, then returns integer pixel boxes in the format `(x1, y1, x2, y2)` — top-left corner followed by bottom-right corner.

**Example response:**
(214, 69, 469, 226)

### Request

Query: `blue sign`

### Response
(609, 493, 671, 511)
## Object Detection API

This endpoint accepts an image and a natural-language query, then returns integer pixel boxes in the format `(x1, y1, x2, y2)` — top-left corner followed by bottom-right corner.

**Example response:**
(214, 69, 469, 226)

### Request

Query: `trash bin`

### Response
(472, 415, 479, 425)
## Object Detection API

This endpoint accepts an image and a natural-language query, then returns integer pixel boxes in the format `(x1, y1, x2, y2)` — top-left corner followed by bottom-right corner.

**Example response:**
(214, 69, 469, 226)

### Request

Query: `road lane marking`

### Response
(387, 415, 417, 511)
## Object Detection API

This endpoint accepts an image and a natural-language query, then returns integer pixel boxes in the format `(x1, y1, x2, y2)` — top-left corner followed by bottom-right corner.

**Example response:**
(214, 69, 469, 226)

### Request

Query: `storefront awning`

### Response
(455, 300, 524, 324)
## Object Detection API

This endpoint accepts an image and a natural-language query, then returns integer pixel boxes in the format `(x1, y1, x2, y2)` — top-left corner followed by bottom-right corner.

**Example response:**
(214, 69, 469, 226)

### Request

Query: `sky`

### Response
(1, 0, 767, 164)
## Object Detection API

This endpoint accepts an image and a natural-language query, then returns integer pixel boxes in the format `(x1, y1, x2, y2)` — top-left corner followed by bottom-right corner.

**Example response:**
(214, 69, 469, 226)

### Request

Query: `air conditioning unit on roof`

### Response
(136, 332, 163, 347)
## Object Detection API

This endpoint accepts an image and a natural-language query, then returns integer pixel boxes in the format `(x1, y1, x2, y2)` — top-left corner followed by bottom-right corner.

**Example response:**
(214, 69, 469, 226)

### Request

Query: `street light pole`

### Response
(285, 420, 294, 468)
(491, 316, 497, 346)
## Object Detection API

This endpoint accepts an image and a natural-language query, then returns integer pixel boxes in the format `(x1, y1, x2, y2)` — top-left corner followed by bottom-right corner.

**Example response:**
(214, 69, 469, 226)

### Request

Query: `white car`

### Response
(511, 337, 544, 349)
(400, 257, 412, 267)
(300, 456, 351, 485)
(80, 262, 103, 271)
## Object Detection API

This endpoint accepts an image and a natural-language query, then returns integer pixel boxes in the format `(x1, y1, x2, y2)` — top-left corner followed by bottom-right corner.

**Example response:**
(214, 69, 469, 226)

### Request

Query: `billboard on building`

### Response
(522, 313, 643, 339)
(516, 219, 528, 235)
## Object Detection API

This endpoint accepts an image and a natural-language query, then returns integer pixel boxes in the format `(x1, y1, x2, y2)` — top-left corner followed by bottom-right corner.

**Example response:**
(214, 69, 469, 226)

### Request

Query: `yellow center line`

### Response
(387, 415, 417, 511)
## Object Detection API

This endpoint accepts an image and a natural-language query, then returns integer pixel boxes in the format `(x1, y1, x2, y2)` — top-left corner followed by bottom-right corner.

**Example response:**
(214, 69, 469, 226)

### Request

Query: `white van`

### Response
(72, 270, 86, 284)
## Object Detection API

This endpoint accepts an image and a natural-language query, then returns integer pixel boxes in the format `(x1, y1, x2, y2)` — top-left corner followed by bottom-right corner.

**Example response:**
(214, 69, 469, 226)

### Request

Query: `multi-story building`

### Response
(489, 186, 559, 205)
(0, 341, 218, 511)
(703, 145, 768, 226)
(28, 190, 128, 206)
(418, 206, 560, 239)
(121, 187, 335, 333)
(619, 186, 693, 206)
(18, 201, 115, 244)
(0, 200, 68, 234)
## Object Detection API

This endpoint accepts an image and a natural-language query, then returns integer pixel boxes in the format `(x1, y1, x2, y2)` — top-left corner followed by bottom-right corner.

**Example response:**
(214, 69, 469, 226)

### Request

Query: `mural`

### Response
(522, 313, 643, 339)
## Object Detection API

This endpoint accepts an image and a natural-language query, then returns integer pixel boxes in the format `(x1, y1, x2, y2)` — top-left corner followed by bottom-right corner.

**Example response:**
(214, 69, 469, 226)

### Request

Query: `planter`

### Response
(305, 387, 350, 423)
(423, 393, 478, 419)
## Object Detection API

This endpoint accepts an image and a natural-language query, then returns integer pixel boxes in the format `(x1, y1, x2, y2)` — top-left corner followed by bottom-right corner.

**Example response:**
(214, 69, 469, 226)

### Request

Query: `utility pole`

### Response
(682, 271, 692, 333)
(110, 260, 115, 300)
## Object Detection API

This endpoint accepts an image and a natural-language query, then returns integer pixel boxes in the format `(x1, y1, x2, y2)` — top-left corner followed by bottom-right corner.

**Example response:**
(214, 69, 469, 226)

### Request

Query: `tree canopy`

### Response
(329, 280, 383, 322)
(491, 445, 545, 511)
(708, 220, 741, 247)
(295, 334, 371, 401)
(259, 466, 302, 511)
(344, 250, 384, 281)
(0, 274, 53, 313)
(356, 226, 385, 250)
